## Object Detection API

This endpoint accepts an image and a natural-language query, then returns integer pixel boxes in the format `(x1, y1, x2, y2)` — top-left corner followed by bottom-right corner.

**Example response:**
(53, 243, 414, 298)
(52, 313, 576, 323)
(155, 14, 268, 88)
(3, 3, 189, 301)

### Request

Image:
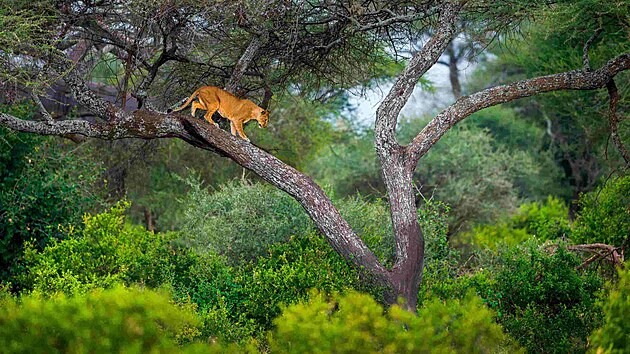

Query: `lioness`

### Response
(172, 86, 269, 142)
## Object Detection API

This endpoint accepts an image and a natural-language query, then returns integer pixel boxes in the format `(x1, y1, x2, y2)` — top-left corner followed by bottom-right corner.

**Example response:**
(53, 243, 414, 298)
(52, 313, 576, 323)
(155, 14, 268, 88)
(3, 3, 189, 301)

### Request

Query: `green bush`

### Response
(0, 104, 103, 283)
(269, 290, 522, 354)
(463, 196, 570, 250)
(480, 243, 602, 353)
(183, 231, 377, 344)
(178, 178, 313, 263)
(589, 263, 630, 353)
(0, 286, 201, 353)
(573, 175, 630, 247)
(20, 202, 178, 295)
(234, 232, 377, 330)
(408, 122, 540, 233)
(15, 200, 378, 344)
(336, 196, 394, 265)
(425, 241, 604, 353)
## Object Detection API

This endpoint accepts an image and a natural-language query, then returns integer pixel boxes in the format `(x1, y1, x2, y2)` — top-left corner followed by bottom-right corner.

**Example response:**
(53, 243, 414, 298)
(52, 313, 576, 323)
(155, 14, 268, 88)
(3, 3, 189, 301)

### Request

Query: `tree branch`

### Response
(47, 54, 124, 121)
(407, 53, 630, 166)
(225, 33, 269, 93)
(30, 92, 53, 122)
(583, 28, 602, 72)
(606, 79, 630, 168)
(567, 243, 624, 269)
(375, 2, 460, 155)
(0, 105, 389, 286)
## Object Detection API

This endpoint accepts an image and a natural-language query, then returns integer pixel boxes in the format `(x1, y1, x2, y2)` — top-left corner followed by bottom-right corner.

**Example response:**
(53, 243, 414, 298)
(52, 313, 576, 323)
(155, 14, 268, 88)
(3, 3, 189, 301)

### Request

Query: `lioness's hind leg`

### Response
(202, 102, 220, 127)
(191, 101, 205, 117)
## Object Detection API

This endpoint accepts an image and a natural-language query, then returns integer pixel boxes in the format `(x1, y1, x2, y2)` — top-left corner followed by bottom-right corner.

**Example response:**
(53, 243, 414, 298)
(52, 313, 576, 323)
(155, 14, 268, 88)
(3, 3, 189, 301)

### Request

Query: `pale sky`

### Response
(346, 58, 477, 127)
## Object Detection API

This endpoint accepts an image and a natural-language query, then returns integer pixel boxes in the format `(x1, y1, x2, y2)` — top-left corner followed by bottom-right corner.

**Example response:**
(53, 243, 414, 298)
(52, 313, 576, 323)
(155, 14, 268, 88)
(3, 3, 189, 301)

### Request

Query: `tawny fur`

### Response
(172, 86, 269, 142)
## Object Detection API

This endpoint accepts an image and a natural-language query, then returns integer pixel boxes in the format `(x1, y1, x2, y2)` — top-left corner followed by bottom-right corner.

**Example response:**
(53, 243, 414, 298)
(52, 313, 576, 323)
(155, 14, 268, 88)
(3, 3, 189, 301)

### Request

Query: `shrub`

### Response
(512, 196, 571, 240)
(573, 175, 630, 247)
(20, 202, 178, 295)
(589, 263, 630, 353)
(425, 241, 604, 353)
(463, 196, 570, 250)
(336, 196, 394, 265)
(0, 286, 201, 353)
(479, 243, 602, 353)
(269, 290, 522, 353)
(178, 177, 313, 263)
(233, 232, 376, 330)
(0, 105, 103, 283)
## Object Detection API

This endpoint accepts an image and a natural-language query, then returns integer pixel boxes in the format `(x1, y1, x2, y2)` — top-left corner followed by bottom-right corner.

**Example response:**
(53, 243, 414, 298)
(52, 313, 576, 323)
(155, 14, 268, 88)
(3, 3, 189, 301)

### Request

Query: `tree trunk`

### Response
(381, 153, 424, 310)
(446, 42, 462, 99)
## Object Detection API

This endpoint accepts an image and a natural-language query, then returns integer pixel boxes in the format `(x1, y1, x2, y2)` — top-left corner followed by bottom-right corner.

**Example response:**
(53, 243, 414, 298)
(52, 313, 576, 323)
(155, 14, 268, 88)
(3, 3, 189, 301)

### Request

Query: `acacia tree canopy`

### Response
(1, 0, 628, 310)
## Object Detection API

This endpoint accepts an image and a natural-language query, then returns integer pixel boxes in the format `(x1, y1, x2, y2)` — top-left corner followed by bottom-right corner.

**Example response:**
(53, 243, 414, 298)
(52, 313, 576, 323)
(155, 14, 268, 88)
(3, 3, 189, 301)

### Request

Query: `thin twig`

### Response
(30, 92, 54, 122)
(583, 28, 603, 72)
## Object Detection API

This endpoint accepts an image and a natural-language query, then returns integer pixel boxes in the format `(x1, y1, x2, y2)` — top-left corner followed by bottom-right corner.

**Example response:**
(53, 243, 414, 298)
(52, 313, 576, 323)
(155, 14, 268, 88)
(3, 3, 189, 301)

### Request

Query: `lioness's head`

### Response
(257, 109, 269, 128)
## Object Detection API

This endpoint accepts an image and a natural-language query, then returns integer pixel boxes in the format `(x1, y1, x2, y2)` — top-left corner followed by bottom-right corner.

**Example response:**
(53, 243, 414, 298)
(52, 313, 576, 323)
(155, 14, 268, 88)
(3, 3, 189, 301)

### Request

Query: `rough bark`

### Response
(408, 53, 630, 165)
(225, 33, 268, 94)
(374, 2, 461, 309)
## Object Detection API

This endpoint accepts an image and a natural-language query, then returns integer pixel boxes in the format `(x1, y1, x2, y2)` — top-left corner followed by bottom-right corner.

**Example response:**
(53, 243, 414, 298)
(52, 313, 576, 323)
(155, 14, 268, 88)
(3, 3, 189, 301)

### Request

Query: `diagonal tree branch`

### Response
(0, 103, 390, 291)
(30, 92, 53, 122)
(407, 53, 630, 167)
(582, 28, 602, 72)
(46, 54, 125, 121)
(225, 32, 269, 93)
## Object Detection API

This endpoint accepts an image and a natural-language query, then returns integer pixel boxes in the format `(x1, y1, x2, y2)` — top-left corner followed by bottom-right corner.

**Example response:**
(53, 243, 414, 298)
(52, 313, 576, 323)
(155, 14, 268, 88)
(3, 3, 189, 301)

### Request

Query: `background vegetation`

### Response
(0, 0, 628, 352)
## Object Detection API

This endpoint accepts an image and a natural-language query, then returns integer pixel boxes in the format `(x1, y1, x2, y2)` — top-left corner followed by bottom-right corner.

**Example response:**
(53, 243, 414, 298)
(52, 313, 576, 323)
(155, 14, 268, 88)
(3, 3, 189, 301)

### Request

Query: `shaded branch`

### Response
(47, 54, 123, 121)
(225, 33, 269, 93)
(30, 93, 53, 122)
(606, 79, 630, 168)
(545, 243, 624, 269)
(407, 53, 630, 166)
(567, 243, 624, 269)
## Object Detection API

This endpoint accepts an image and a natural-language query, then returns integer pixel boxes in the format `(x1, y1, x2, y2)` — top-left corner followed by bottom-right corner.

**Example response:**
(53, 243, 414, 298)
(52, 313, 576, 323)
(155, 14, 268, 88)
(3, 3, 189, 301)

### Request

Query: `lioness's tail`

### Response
(170, 88, 201, 113)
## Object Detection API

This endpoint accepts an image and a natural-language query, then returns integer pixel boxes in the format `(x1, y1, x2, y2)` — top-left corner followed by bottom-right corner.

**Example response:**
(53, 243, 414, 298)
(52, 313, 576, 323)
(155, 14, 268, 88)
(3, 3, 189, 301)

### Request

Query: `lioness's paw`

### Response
(213, 123, 219, 127)
(245, 138, 250, 142)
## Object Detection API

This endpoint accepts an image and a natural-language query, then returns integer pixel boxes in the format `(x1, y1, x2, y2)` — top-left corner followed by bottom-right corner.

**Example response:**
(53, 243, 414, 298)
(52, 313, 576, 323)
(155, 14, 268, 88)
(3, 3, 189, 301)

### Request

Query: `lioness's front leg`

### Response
(230, 121, 237, 136)
(234, 121, 249, 142)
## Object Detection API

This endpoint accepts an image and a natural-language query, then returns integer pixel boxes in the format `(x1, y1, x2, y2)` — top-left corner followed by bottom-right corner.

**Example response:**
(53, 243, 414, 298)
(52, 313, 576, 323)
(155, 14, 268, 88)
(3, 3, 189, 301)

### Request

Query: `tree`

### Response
(1, 0, 629, 310)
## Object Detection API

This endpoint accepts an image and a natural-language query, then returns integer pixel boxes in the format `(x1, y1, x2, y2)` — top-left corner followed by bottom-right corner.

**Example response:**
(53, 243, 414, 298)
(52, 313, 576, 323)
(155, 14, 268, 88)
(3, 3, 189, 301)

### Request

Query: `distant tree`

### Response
(1, 0, 629, 310)
(466, 1, 630, 213)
